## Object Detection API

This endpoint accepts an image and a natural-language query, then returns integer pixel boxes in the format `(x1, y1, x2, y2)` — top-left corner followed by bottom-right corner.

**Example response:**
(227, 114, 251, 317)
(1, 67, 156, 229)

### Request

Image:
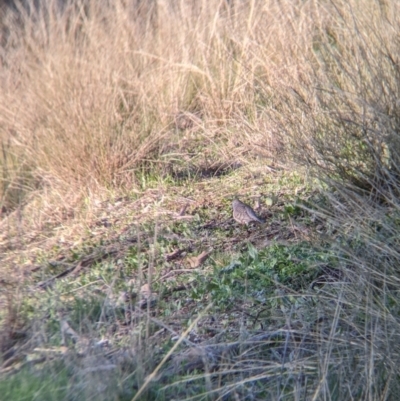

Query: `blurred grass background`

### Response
(1, 0, 400, 400)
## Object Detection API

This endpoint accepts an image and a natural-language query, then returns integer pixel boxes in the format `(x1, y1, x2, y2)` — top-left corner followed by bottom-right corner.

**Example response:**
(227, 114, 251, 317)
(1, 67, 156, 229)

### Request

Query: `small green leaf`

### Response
(248, 244, 258, 259)
(265, 197, 273, 206)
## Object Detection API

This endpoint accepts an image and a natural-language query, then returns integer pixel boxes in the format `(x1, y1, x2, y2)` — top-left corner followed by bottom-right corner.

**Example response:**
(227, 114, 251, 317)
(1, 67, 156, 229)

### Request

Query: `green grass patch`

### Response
(0, 362, 70, 401)
(210, 242, 334, 301)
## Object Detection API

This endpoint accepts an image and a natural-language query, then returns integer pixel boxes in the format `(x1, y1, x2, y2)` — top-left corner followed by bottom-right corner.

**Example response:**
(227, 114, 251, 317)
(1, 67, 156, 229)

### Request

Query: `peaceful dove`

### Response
(232, 199, 265, 225)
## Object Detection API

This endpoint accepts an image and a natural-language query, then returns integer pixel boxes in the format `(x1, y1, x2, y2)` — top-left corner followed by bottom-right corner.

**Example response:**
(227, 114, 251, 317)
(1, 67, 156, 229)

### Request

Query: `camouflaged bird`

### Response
(232, 199, 265, 225)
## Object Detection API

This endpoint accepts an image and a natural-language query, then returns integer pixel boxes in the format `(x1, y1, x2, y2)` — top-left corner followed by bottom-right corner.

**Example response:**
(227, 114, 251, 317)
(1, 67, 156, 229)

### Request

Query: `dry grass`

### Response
(0, 0, 288, 220)
(1, 0, 395, 216)
(1, 0, 400, 400)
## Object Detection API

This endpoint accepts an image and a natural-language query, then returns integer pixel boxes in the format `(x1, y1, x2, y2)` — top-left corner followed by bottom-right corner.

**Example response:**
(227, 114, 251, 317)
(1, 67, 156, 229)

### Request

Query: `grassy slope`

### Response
(2, 163, 323, 400)
(1, 1, 400, 400)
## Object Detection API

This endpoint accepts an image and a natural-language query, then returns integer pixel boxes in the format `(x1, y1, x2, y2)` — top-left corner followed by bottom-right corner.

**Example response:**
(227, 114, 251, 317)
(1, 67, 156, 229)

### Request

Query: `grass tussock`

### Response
(1, 0, 400, 400)
(1, 0, 289, 216)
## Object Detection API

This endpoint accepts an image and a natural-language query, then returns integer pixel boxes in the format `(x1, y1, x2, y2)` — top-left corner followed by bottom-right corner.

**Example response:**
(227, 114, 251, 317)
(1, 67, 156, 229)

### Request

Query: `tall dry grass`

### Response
(265, 1, 400, 399)
(0, 0, 289, 218)
(1, 1, 397, 211)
